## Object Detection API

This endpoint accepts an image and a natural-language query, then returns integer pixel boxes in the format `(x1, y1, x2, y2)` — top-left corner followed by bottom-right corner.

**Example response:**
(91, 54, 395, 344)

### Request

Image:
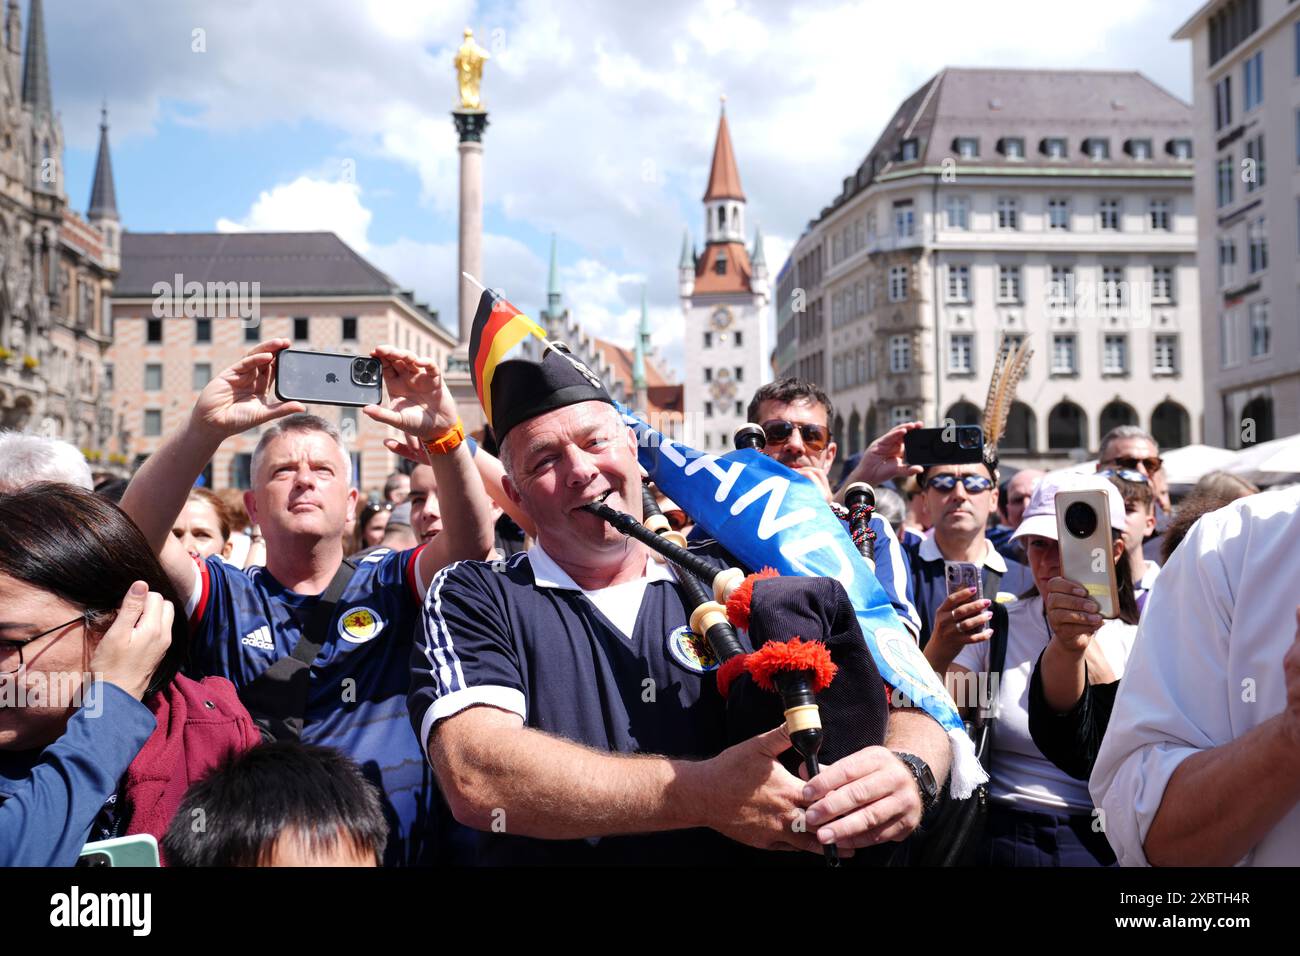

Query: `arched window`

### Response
(1098, 401, 1138, 445)
(1001, 402, 1036, 453)
(832, 413, 845, 450)
(717, 206, 726, 231)
(943, 401, 981, 426)
(865, 405, 879, 447)
(847, 410, 861, 456)
(1048, 401, 1087, 451)
(1239, 395, 1275, 445)
(1150, 401, 1190, 450)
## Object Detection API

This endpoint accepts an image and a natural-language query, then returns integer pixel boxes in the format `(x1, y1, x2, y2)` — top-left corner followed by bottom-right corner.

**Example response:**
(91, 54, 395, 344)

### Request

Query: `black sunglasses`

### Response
(1102, 455, 1163, 474)
(761, 419, 830, 452)
(926, 473, 994, 494)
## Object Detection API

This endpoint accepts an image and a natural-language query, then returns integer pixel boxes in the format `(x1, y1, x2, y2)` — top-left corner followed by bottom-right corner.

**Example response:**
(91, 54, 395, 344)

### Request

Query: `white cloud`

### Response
(216, 177, 373, 254)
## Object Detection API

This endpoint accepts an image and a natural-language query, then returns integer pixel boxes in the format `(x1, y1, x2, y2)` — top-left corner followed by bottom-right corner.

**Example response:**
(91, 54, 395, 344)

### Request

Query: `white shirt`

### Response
(954, 595, 1137, 812)
(1091, 486, 1300, 866)
(528, 542, 676, 640)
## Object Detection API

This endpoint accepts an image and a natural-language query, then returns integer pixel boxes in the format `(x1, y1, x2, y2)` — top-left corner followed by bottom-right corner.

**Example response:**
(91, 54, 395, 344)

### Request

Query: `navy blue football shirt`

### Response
(187, 548, 452, 866)
(410, 544, 746, 864)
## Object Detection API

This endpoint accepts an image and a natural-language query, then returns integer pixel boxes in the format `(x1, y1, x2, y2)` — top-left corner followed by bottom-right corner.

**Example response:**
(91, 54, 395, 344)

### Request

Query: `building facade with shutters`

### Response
(1175, 0, 1300, 448)
(779, 68, 1203, 469)
(107, 231, 455, 495)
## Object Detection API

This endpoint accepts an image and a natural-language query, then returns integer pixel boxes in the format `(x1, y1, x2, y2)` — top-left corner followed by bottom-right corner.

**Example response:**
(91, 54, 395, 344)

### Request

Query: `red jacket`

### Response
(124, 673, 260, 863)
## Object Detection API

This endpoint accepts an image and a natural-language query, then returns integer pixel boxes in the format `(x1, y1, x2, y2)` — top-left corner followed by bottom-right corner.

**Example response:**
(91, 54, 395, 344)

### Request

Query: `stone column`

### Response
(447, 109, 489, 433)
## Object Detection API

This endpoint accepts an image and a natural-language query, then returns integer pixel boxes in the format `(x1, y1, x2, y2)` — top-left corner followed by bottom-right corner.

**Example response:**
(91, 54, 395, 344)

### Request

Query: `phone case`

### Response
(944, 560, 982, 597)
(77, 834, 161, 867)
(1054, 489, 1119, 618)
(903, 426, 984, 467)
(274, 349, 383, 407)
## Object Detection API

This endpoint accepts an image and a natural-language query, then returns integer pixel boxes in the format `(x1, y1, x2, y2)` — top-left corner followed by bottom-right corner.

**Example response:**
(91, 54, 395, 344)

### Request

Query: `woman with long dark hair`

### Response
(925, 473, 1140, 866)
(0, 483, 259, 866)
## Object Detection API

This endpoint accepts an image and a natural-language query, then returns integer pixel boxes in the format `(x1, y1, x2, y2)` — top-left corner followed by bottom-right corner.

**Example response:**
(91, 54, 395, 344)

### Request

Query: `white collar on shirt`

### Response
(918, 529, 1009, 573)
(1137, 561, 1161, 591)
(526, 542, 677, 593)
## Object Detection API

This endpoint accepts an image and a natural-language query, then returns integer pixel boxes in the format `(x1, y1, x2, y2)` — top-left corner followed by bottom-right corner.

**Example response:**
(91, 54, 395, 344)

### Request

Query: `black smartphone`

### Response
(904, 425, 984, 466)
(274, 349, 383, 407)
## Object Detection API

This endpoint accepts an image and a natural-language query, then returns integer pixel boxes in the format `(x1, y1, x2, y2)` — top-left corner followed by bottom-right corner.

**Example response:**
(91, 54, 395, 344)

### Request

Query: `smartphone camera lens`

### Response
(1063, 501, 1098, 539)
(351, 358, 381, 387)
(958, 429, 980, 450)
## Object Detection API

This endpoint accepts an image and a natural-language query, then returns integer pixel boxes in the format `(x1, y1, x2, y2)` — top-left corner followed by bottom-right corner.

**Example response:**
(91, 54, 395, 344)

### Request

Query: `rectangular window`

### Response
(1129, 139, 1153, 160)
(734, 366, 743, 382)
(893, 201, 914, 238)
(1250, 300, 1271, 357)
(244, 322, 259, 343)
(103, 363, 113, 392)
(1243, 51, 1263, 112)
(889, 266, 908, 302)
(704, 400, 713, 417)
(1048, 198, 1070, 231)
(703, 331, 713, 348)
(195, 317, 212, 343)
(949, 333, 973, 374)
(997, 265, 1021, 302)
(956, 137, 979, 158)
(1099, 199, 1121, 231)
(891, 406, 915, 428)
(1152, 266, 1174, 303)
(192, 362, 212, 390)
(945, 195, 970, 230)
(900, 138, 919, 162)
(1244, 134, 1265, 191)
(1002, 332, 1028, 379)
(1051, 334, 1077, 374)
(1001, 137, 1025, 159)
(146, 317, 163, 344)
(342, 316, 358, 341)
(1248, 217, 1268, 274)
(1172, 139, 1193, 160)
(1149, 199, 1171, 231)
(1088, 139, 1110, 161)
(1103, 334, 1128, 374)
(1048, 266, 1074, 308)
(1044, 137, 1067, 159)
(143, 409, 162, 437)
(293, 316, 309, 341)
(1153, 334, 1178, 374)
(946, 264, 970, 302)
(889, 335, 911, 373)
(1101, 266, 1125, 310)
(996, 197, 1018, 230)
(704, 367, 712, 383)
(1216, 155, 1235, 207)
(1215, 76, 1233, 131)
(734, 401, 743, 417)
(144, 363, 162, 391)
(1221, 310, 1241, 367)
(734, 330, 743, 347)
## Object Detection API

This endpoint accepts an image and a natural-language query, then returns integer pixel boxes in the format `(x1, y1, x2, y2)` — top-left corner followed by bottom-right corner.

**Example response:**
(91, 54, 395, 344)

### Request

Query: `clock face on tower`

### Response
(710, 307, 733, 332)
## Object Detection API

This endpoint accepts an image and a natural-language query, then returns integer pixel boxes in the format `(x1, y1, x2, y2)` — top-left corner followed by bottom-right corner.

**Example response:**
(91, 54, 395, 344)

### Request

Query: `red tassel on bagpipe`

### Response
(744, 637, 838, 694)
(724, 567, 780, 632)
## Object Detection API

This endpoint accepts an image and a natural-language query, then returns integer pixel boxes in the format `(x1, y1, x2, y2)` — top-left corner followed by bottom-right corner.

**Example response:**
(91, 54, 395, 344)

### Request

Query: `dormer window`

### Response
(713, 250, 727, 275)
(900, 138, 919, 162)
(1042, 137, 1068, 159)
(1168, 138, 1193, 160)
(1085, 138, 1110, 161)
(999, 137, 1025, 159)
(1126, 138, 1153, 160)
(954, 137, 979, 159)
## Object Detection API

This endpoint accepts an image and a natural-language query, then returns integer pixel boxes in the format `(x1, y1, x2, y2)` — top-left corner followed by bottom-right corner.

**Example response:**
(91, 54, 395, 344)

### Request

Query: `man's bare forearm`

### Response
(885, 706, 951, 786)
(432, 713, 705, 839)
(1143, 716, 1300, 866)
(120, 421, 222, 553)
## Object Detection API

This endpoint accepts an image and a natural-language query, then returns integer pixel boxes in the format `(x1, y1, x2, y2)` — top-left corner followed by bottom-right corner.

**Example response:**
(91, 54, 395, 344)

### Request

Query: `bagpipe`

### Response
(582, 424, 905, 866)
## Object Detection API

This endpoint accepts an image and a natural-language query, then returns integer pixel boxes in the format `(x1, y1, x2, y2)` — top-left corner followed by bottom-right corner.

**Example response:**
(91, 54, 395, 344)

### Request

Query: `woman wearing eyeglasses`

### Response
(0, 484, 259, 866)
(927, 472, 1141, 866)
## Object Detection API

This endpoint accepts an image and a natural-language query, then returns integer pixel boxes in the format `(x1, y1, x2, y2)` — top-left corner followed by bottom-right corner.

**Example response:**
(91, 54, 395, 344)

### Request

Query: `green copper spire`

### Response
(678, 229, 694, 270)
(751, 224, 766, 269)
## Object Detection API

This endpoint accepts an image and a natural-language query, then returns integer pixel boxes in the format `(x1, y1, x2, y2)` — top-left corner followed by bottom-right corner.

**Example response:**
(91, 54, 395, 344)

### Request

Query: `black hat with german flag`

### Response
(467, 281, 613, 440)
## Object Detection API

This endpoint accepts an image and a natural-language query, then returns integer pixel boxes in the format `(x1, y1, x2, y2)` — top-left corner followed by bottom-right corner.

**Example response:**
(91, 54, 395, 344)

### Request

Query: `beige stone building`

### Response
(108, 231, 455, 494)
(779, 68, 1203, 470)
(0, 0, 123, 468)
(1175, 0, 1300, 447)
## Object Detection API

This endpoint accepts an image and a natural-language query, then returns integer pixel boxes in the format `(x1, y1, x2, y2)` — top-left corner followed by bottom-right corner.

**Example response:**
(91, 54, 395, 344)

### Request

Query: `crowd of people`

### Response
(0, 334, 1296, 868)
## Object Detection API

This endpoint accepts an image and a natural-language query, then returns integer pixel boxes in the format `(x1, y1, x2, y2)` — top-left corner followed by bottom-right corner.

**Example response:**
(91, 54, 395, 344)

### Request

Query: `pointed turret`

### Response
(20, 0, 49, 116)
(678, 228, 695, 298)
(702, 98, 746, 246)
(750, 224, 768, 300)
(88, 106, 118, 222)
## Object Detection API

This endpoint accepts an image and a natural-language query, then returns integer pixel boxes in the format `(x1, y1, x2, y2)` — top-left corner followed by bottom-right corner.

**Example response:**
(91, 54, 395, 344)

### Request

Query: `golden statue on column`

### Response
(454, 27, 490, 111)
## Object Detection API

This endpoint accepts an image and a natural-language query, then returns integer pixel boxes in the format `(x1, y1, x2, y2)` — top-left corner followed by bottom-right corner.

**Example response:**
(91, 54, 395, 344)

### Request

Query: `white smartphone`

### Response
(1054, 489, 1119, 618)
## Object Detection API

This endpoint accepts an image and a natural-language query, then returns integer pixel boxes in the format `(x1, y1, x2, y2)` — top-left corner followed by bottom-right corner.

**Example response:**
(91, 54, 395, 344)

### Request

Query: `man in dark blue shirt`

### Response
(411, 315, 953, 864)
(122, 339, 496, 865)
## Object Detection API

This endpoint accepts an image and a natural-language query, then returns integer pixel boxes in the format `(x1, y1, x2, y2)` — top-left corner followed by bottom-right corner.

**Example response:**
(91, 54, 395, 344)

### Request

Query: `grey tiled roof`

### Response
(116, 231, 445, 330)
(818, 68, 1194, 224)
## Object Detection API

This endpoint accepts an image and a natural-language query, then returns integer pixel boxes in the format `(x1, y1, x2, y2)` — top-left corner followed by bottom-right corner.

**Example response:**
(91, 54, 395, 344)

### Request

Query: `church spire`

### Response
(546, 231, 562, 317)
(88, 105, 119, 222)
(702, 97, 745, 202)
(633, 284, 649, 411)
(20, 0, 50, 116)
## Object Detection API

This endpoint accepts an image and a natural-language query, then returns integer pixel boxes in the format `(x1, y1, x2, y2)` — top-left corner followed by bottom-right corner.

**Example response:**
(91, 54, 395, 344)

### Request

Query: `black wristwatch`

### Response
(893, 751, 940, 812)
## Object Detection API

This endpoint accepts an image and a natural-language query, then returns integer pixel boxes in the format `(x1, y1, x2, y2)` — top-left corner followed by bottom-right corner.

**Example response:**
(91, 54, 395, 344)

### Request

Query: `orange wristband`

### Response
(422, 418, 465, 456)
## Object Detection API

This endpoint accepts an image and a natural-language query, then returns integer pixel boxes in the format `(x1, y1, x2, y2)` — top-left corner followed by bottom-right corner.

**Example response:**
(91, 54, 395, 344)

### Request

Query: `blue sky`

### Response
(46, 0, 1202, 375)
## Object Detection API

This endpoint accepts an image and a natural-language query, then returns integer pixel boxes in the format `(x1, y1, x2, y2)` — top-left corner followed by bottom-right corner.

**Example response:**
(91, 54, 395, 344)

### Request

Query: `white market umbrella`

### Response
(1227, 433, 1300, 481)
(1159, 444, 1238, 486)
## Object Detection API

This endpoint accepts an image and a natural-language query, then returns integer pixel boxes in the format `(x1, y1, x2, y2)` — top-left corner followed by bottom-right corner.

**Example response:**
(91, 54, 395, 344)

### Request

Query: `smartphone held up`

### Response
(903, 424, 985, 467)
(1054, 489, 1119, 618)
(274, 349, 384, 407)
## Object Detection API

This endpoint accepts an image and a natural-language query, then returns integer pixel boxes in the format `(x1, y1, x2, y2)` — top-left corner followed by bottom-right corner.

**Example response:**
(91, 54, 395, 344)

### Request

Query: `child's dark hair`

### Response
(162, 742, 389, 866)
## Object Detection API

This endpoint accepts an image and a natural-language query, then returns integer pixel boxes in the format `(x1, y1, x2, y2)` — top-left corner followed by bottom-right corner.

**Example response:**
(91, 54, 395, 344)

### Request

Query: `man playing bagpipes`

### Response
(407, 286, 957, 864)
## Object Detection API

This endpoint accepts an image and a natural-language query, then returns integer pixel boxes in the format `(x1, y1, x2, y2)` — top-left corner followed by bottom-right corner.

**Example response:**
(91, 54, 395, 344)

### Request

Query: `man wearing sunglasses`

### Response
(907, 458, 1034, 652)
(1096, 426, 1169, 562)
(731, 379, 921, 638)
